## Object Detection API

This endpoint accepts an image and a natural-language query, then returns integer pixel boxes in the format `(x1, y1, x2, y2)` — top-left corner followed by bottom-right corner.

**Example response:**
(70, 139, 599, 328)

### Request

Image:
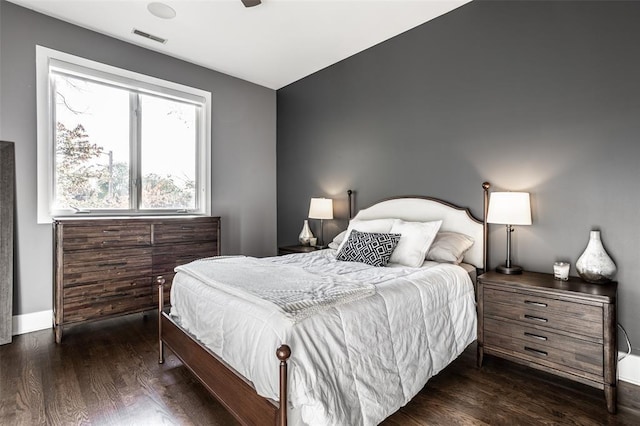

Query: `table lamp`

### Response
(487, 192, 531, 274)
(308, 198, 333, 248)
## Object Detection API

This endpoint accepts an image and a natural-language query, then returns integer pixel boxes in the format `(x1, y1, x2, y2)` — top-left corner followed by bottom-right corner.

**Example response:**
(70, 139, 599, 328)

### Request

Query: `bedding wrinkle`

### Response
(247, 321, 272, 389)
(338, 293, 404, 424)
(290, 307, 362, 426)
(378, 291, 407, 403)
(336, 308, 366, 426)
(381, 281, 426, 401)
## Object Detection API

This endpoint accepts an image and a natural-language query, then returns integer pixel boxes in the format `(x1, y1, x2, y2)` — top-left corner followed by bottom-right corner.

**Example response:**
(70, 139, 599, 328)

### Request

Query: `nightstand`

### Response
(278, 245, 320, 255)
(477, 271, 618, 413)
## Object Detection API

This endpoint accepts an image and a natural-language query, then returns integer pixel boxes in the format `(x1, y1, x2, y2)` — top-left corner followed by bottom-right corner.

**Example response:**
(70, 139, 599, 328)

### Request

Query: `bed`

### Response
(158, 183, 490, 426)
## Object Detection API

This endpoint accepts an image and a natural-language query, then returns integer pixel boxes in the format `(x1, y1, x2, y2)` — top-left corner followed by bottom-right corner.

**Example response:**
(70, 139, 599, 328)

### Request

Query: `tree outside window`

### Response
(53, 73, 198, 212)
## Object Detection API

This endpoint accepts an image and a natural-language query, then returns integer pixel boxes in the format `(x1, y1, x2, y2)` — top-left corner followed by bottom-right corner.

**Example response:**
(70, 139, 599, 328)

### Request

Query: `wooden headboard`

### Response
(346, 183, 489, 270)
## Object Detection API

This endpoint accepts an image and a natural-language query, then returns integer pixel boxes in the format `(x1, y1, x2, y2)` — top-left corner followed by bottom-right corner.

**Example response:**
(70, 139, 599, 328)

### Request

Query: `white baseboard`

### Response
(619, 352, 640, 386)
(12, 310, 52, 336)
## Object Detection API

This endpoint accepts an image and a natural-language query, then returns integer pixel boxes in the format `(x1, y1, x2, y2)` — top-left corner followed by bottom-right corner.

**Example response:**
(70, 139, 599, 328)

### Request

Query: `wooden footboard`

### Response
(157, 277, 290, 426)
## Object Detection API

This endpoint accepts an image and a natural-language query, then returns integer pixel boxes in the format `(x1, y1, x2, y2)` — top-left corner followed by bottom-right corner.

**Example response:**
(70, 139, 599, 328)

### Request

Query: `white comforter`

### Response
(170, 250, 477, 426)
(174, 256, 376, 323)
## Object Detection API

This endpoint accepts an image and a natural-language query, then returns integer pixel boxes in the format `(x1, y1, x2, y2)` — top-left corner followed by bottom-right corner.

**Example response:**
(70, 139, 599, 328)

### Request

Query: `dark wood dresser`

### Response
(53, 216, 220, 343)
(477, 271, 618, 413)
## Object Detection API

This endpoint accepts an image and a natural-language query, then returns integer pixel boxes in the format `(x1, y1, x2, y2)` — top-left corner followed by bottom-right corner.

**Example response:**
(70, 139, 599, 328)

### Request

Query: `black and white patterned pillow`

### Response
(336, 230, 401, 267)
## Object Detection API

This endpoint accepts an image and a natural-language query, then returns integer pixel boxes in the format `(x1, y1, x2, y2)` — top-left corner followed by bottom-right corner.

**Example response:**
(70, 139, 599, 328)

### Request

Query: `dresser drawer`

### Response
(63, 250, 152, 287)
(63, 277, 153, 323)
(63, 277, 153, 301)
(62, 295, 155, 324)
(484, 287, 603, 340)
(484, 317, 603, 376)
(152, 241, 218, 274)
(62, 224, 151, 250)
(153, 219, 218, 244)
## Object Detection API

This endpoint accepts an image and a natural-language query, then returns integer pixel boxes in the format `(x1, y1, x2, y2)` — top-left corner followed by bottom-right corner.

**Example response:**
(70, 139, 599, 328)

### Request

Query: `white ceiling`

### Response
(9, 0, 471, 89)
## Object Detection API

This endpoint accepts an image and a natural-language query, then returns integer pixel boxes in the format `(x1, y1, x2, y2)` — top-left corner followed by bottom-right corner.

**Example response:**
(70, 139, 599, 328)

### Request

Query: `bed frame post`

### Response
(157, 275, 166, 364)
(482, 182, 490, 273)
(347, 189, 354, 219)
(276, 344, 291, 426)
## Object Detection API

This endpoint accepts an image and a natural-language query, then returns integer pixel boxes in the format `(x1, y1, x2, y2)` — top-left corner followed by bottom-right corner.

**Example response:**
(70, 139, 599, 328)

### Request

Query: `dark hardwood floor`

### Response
(1, 312, 638, 425)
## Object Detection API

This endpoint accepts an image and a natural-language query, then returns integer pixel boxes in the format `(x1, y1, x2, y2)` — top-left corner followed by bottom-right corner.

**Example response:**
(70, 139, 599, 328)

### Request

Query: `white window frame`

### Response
(36, 46, 212, 224)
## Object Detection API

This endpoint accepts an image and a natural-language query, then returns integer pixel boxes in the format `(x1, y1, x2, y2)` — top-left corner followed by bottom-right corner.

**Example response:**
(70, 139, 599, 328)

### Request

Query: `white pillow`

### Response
(328, 230, 347, 250)
(388, 220, 442, 267)
(426, 231, 474, 264)
(335, 218, 396, 252)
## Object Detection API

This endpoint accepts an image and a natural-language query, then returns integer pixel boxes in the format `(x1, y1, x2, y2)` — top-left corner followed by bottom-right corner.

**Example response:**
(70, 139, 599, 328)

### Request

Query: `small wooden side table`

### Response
(477, 271, 618, 413)
(278, 245, 320, 256)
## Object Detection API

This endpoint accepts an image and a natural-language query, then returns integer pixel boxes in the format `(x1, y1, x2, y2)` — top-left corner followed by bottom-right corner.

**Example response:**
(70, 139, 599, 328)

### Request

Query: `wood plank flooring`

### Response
(1, 312, 638, 425)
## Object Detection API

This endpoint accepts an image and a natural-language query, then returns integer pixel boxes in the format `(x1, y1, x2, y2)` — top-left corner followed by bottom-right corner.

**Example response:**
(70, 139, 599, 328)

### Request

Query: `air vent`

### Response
(132, 28, 167, 44)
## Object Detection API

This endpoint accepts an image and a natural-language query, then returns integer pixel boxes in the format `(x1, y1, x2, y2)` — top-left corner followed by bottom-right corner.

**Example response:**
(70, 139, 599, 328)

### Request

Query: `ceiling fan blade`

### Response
(241, 0, 261, 7)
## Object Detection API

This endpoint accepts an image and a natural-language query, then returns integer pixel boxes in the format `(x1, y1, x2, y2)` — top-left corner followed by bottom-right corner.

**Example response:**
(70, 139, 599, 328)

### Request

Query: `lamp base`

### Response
(495, 264, 523, 275)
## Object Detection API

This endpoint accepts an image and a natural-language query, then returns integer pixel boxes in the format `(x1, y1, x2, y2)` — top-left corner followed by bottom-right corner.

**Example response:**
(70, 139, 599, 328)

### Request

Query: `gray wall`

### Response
(277, 0, 640, 353)
(0, 0, 277, 316)
(0, 2, 3, 137)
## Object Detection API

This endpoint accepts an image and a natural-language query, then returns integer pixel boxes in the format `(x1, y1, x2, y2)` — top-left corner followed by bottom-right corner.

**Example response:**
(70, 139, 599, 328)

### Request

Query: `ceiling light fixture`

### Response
(147, 2, 176, 19)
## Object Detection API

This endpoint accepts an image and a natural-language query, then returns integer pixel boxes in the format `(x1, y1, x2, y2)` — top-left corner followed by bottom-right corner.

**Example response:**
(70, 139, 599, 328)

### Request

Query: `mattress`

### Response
(170, 250, 477, 426)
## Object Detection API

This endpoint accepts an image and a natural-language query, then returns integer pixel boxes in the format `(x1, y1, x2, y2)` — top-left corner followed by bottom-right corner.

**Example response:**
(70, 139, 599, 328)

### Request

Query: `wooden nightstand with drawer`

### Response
(477, 271, 618, 413)
(277, 245, 320, 255)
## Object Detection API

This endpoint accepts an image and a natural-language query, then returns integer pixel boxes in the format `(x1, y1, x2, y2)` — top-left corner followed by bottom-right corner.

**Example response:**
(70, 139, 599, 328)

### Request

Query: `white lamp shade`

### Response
(308, 198, 333, 220)
(487, 192, 532, 225)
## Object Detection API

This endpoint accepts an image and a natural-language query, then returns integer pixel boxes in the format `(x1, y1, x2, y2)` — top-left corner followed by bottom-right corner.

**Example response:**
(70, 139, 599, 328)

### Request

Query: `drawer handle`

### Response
(101, 240, 119, 245)
(524, 314, 548, 323)
(524, 332, 548, 341)
(524, 346, 548, 357)
(102, 229, 118, 233)
(524, 300, 548, 307)
(181, 226, 195, 230)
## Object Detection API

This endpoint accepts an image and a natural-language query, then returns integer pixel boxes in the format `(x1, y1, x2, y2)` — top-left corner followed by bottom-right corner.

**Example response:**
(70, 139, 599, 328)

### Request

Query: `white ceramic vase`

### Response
(298, 220, 314, 246)
(576, 230, 616, 284)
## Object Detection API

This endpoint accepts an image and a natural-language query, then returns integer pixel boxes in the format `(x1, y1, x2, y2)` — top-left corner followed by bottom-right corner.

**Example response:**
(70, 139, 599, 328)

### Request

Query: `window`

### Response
(37, 46, 211, 223)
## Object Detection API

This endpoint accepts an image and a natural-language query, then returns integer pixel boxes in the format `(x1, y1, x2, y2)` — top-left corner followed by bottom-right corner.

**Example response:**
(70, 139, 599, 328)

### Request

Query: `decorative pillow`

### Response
(336, 230, 401, 267)
(328, 230, 347, 250)
(335, 218, 397, 252)
(426, 231, 474, 264)
(388, 220, 442, 267)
